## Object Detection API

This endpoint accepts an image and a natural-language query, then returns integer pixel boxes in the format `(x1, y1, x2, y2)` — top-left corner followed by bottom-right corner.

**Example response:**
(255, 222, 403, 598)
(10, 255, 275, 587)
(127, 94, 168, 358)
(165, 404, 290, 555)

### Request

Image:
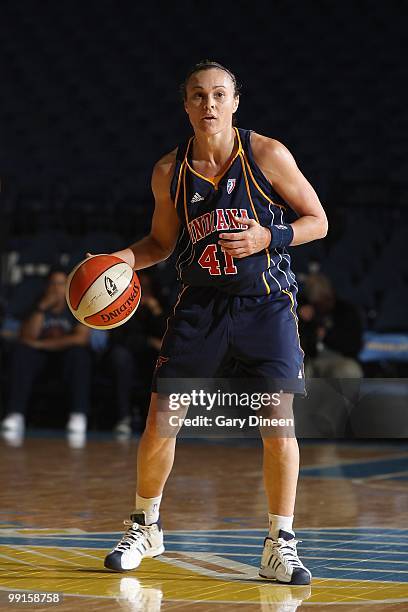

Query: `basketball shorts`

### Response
(152, 285, 305, 394)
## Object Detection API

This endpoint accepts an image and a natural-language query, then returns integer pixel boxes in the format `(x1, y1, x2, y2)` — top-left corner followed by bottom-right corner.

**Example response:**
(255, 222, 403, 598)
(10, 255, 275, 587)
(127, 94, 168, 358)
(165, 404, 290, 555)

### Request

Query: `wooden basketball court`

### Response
(0, 433, 407, 610)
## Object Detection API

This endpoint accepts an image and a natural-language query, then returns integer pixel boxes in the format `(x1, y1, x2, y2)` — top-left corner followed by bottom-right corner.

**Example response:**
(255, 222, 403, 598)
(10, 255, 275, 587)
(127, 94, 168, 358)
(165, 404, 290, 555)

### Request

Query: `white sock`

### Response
(268, 513, 294, 539)
(135, 493, 162, 525)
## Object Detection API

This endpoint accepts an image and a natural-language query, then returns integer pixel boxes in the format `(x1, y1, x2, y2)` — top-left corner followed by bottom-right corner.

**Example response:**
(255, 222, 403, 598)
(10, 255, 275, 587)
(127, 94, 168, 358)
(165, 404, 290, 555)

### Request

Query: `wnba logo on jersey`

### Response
(227, 178, 236, 194)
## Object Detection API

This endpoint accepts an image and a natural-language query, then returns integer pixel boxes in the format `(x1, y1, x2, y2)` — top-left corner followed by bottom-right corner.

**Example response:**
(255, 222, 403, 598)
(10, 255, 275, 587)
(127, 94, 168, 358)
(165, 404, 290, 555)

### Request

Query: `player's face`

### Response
(184, 69, 239, 134)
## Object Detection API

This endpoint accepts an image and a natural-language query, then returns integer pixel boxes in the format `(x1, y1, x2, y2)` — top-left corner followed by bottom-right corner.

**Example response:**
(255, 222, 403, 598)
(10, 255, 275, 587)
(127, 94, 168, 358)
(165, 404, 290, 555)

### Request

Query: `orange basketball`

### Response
(66, 254, 141, 329)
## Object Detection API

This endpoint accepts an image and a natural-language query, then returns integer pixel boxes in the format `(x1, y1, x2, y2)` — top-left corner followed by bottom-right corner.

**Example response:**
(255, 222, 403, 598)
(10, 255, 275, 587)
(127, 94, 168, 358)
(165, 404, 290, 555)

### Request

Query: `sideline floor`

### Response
(0, 433, 407, 611)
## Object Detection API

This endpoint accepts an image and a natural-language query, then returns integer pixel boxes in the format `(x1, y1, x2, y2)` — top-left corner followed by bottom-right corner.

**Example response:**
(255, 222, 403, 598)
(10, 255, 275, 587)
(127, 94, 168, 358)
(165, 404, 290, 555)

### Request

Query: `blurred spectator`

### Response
(106, 271, 166, 435)
(298, 273, 363, 378)
(0, 267, 91, 438)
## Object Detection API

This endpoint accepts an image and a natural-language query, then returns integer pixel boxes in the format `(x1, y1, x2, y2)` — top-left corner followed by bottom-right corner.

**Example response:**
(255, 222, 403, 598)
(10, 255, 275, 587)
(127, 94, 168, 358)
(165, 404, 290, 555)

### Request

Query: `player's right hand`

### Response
(85, 250, 135, 268)
(110, 249, 136, 269)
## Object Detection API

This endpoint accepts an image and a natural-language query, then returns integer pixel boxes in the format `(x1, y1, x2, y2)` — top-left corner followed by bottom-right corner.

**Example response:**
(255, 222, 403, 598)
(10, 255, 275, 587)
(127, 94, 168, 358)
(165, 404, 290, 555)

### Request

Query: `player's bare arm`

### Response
(252, 134, 328, 244)
(113, 150, 181, 270)
(219, 134, 328, 257)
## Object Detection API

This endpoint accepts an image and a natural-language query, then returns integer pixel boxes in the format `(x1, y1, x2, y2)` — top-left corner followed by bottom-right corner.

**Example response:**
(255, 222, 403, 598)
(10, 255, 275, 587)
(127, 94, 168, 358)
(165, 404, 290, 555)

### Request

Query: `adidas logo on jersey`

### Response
(191, 192, 204, 203)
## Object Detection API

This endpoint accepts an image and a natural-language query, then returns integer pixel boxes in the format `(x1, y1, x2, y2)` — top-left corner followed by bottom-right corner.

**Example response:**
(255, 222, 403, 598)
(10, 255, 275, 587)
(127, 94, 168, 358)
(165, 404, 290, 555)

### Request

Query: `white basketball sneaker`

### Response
(1, 412, 25, 433)
(66, 412, 87, 434)
(259, 530, 312, 585)
(113, 416, 132, 437)
(104, 511, 164, 572)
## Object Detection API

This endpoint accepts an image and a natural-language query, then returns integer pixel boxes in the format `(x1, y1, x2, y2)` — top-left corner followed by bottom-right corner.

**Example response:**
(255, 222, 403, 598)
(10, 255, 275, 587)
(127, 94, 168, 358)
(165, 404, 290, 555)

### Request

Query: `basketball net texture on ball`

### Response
(66, 255, 141, 330)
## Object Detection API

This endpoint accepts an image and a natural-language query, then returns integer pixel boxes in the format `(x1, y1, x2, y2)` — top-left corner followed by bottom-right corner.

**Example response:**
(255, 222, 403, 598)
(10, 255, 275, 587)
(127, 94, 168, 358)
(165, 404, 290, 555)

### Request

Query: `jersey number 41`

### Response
(198, 244, 237, 276)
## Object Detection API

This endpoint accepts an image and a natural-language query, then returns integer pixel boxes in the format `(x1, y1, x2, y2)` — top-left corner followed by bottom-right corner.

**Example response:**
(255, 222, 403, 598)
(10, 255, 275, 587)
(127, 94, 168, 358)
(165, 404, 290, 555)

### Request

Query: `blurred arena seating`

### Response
(1, 197, 406, 334)
(0, 1, 406, 186)
(0, 0, 407, 428)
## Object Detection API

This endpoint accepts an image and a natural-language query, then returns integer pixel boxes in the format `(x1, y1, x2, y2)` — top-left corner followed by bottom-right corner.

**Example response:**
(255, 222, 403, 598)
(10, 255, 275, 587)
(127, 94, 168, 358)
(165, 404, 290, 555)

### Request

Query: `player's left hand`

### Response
(218, 215, 271, 258)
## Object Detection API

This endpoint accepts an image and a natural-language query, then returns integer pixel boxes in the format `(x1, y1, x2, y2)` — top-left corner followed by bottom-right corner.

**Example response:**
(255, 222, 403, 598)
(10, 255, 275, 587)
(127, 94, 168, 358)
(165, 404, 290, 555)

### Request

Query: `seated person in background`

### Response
(0, 267, 91, 435)
(298, 273, 363, 378)
(108, 270, 167, 435)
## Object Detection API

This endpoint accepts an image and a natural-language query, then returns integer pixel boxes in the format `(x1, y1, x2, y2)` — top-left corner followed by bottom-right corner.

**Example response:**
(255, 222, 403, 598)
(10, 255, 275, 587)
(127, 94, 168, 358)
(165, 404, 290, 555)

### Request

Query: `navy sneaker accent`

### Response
(259, 529, 312, 584)
(104, 511, 164, 572)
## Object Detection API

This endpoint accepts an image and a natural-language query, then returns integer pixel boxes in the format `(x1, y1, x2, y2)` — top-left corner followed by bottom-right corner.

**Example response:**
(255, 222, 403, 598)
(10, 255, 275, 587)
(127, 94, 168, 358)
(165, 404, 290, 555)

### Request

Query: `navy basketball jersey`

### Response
(170, 127, 297, 296)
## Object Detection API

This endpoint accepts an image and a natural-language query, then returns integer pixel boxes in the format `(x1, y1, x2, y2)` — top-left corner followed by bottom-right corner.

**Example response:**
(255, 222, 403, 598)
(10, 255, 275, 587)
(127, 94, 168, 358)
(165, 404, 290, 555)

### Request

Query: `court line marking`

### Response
(220, 552, 408, 565)
(175, 551, 408, 583)
(171, 537, 406, 549)
(186, 551, 257, 574)
(67, 546, 408, 580)
(298, 547, 408, 556)
(3, 527, 406, 535)
(354, 470, 408, 481)
(3, 546, 408, 576)
(3, 536, 408, 552)
(0, 570, 407, 605)
(169, 527, 408, 534)
(5, 544, 408, 565)
(160, 550, 408, 581)
(1, 587, 407, 606)
(354, 482, 408, 493)
(0, 551, 48, 571)
(162, 536, 408, 546)
(5, 533, 408, 546)
(162, 599, 408, 606)
(0, 588, 118, 601)
(5, 541, 408, 555)
(86, 540, 408, 552)
(2, 527, 408, 590)
(160, 551, 408, 584)
(296, 528, 408, 533)
(0, 528, 87, 533)
(304, 602, 408, 607)
(158, 554, 258, 581)
(10, 546, 83, 567)
(67, 548, 104, 562)
(326, 566, 408, 575)
(7, 531, 408, 540)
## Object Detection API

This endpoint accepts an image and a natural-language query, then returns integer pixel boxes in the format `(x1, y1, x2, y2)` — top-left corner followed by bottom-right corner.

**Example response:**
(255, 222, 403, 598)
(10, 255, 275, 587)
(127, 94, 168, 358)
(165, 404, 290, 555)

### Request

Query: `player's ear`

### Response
(232, 95, 240, 114)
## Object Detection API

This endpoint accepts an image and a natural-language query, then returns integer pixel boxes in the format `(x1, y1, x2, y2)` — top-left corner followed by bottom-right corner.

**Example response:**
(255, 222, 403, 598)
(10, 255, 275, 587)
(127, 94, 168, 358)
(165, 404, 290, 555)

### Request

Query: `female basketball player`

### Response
(103, 61, 328, 584)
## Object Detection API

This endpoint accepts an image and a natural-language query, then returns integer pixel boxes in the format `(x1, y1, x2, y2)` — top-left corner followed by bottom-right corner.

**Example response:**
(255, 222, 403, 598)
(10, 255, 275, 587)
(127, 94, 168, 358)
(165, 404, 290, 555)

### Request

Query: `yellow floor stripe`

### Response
(0, 546, 408, 604)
